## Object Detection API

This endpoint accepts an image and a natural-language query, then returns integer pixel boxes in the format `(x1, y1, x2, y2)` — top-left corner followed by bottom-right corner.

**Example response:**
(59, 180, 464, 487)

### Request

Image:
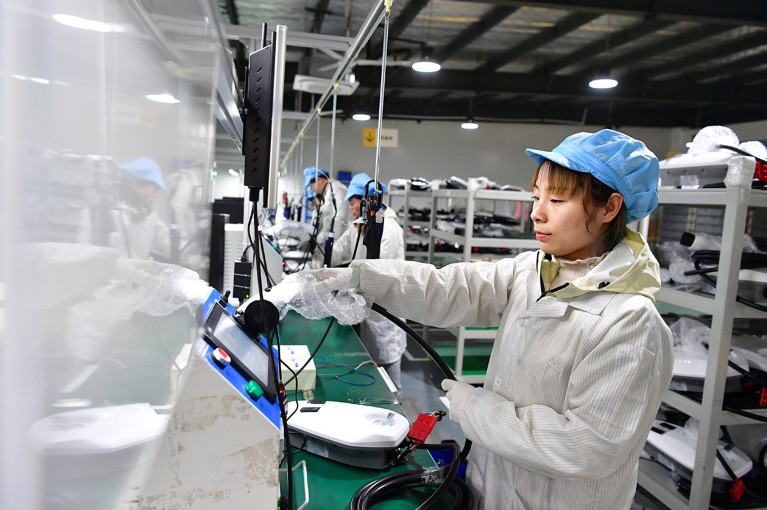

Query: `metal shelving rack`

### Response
(427, 188, 537, 383)
(388, 187, 433, 260)
(637, 158, 767, 510)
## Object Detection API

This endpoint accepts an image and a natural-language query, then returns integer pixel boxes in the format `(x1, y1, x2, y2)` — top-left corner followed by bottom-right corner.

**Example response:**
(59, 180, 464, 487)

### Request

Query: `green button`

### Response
(245, 380, 264, 400)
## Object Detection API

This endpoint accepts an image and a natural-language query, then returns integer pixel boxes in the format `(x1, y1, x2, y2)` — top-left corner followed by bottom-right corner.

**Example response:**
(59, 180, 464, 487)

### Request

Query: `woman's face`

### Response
(348, 197, 362, 219)
(530, 171, 610, 260)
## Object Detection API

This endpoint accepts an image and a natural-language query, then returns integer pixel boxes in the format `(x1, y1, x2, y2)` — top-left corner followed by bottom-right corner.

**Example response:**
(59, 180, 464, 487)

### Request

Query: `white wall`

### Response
(279, 118, 674, 198)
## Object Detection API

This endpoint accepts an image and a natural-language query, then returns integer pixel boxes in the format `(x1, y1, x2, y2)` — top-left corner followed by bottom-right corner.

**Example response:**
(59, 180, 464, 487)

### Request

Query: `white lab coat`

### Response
(309, 178, 350, 268)
(109, 205, 170, 261)
(333, 206, 407, 366)
(351, 230, 673, 509)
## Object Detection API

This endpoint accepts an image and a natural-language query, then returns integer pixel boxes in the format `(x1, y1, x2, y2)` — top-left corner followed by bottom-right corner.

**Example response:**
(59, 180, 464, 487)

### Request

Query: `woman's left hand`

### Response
(441, 379, 474, 422)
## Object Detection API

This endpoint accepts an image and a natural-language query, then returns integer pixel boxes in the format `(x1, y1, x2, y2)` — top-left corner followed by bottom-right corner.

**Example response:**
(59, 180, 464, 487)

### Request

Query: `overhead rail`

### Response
(280, 0, 389, 171)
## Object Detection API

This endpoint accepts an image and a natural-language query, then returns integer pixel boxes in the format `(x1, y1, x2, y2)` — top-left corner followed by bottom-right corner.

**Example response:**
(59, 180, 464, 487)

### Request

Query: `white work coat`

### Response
(351, 230, 674, 509)
(333, 206, 406, 365)
(309, 178, 350, 269)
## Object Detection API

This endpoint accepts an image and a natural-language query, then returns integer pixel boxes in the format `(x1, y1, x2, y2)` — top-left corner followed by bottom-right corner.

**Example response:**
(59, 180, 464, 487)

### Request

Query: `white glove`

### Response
(306, 267, 360, 293)
(441, 379, 474, 423)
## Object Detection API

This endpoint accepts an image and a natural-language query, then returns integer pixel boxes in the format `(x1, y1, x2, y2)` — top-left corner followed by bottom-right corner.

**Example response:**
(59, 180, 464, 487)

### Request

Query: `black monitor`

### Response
(203, 302, 277, 403)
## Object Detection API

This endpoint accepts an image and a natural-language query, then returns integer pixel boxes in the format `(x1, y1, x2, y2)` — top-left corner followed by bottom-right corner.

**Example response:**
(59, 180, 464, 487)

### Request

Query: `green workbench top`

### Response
(277, 311, 453, 509)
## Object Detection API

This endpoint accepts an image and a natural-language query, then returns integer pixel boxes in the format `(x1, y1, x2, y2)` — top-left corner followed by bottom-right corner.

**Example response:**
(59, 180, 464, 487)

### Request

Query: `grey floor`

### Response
(396, 325, 670, 510)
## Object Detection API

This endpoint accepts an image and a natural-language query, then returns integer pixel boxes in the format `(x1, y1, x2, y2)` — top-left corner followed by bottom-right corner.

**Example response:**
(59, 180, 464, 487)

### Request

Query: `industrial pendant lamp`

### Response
(461, 97, 478, 130)
(589, 70, 618, 89)
(411, 47, 441, 73)
(461, 118, 479, 130)
(590, 16, 618, 90)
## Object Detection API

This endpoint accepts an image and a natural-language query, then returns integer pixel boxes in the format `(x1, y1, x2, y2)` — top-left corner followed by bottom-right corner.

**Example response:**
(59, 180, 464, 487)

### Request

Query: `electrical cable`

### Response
(248, 195, 293, 510)
(349, 302, 473, 510)
(350, 442, 472, 510)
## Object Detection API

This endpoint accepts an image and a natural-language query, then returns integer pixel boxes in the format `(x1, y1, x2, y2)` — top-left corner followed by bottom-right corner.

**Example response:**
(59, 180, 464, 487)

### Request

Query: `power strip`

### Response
(280, 345, 316, 391)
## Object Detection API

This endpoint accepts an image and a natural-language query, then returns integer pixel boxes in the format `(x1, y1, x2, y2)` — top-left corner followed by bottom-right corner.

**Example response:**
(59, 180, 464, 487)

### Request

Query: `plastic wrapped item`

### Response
(738, 141, 767, 161)
(688, 126, 739, 155)
(256, 271, 368, 326)
(669, 317, 711, 351)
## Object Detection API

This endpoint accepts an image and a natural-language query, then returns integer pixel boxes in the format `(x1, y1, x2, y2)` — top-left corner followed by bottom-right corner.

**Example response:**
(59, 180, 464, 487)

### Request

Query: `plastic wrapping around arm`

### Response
(244, 270, 368, 326)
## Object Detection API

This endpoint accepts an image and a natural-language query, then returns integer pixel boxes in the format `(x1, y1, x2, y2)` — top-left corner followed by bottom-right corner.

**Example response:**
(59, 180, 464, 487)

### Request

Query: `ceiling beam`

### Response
(534, 17, 675, 75)
(635, 28, 767, 79)
(309, 0, 332, 34)
(480, 12, 599, 73)
(684, 51, 767, 83)
(433, 6, 520, 63)
(457, 0, 767, 27)
(354, 66, 767, 107)
(369, 0, 430, 58)
(573, 24, 732, 79)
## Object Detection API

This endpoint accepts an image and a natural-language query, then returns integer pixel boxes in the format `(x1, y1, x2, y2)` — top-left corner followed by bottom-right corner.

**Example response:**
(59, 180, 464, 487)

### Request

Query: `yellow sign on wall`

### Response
(362, 128, 398, 148)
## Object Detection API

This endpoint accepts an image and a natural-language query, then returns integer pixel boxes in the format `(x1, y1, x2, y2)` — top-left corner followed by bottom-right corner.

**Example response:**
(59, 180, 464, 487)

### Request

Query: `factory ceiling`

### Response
(219, 0, 767, 129)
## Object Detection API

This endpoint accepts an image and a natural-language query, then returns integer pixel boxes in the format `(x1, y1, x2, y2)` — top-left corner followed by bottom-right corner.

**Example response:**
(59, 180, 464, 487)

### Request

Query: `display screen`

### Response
(210, 309, 270, 387)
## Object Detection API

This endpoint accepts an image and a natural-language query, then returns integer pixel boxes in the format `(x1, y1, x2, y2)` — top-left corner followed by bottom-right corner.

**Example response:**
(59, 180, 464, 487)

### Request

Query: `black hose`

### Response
(371, 304, 471, 460)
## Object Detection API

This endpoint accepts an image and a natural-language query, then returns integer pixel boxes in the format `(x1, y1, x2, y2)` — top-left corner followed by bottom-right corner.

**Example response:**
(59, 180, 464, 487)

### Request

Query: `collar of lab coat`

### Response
(536, 229, 661, 303)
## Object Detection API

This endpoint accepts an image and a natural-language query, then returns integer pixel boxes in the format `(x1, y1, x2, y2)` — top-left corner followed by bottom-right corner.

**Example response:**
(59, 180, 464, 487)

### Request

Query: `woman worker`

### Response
(303, 129, 674, 509)
(330, 172, 407, 389)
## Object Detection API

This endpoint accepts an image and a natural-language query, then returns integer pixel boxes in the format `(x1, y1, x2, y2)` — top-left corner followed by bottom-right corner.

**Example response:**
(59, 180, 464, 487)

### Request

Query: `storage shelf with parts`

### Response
(387, 187, 433, 261)
(426, 188, 537, 384)
(637, 160, 767, 510)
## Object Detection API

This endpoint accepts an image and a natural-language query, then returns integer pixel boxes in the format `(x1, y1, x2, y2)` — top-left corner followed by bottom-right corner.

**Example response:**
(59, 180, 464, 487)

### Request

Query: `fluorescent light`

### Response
(228, 169, 240, 177)
(29, 77, 50, 85)
(589, 78, 618, 89)
(145, 93, 180, 104)
(461, 120, 479, 130)
(411, 47, 441, 73)
(352, 113, 371, 121)
(53, 14, 113, 33)
(411, 60, 441, 73)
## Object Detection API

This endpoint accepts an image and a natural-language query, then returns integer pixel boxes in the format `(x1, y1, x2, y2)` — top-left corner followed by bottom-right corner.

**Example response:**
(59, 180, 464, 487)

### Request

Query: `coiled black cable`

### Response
(347, 304, 473, 510)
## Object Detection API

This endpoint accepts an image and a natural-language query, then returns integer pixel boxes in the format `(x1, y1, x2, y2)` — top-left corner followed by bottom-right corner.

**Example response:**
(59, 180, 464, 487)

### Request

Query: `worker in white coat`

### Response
(330, 173, 407, 389)
(110, 157, 170, 261)
(303, 167, 351, 269)
(296, 130, 674, 509)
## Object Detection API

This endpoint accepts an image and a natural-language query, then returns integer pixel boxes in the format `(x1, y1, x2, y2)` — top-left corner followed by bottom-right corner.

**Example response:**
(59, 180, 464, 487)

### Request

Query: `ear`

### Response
(601, 193, 623, 224)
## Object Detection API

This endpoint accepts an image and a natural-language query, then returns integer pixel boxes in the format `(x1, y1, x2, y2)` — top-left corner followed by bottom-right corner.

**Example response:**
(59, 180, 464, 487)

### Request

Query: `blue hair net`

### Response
(345, 173, 387, 201)
(118, 157, 166, 189)
(303, 166, 329, 187)
(525, 129, 659, 223)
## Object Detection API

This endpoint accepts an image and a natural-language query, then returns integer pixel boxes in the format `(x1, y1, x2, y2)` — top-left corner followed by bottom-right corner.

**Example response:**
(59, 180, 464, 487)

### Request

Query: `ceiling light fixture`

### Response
(461, 118, 479, 130)
(411, 47, 441, 73)
(145, 93, 180, 104)
(352, 113, 371, 121)
(589, 73, 618, 89)
(53, 14, 113, 33)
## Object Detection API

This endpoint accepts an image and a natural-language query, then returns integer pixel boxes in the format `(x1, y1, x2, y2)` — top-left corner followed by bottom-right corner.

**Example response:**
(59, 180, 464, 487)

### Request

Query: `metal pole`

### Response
(281, 0, 387, 169)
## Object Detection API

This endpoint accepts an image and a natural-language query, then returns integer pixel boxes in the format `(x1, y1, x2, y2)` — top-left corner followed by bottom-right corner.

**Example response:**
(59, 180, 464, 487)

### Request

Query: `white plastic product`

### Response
(286, 400, 410, 469)
(644, 420, 752, 494)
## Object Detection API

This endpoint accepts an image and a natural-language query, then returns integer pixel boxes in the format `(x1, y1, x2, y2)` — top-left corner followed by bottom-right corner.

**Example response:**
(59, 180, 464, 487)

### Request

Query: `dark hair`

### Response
(529, 160, 627, 253)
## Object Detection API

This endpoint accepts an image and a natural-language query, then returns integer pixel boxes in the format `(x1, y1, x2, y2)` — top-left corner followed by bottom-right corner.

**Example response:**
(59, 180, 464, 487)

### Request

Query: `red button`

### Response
(212, 348, 231, 366)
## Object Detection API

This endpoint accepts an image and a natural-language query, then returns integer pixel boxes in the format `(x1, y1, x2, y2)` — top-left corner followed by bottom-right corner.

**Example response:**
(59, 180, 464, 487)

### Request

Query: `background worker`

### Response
(302, 166, 350, 269)
(330, 173, 407, 389)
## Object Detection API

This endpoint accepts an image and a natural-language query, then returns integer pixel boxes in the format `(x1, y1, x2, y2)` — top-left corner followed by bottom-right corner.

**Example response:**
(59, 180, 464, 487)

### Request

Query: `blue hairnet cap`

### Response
(345, 173, 387, 201)
(525, 129, 659, 223)
(303, 166, 329, 189)
(118, 157, 166, 189)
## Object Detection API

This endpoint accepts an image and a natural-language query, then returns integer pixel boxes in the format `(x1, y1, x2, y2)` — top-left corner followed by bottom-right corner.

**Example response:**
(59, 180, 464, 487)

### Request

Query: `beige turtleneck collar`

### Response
(550, 253, 607, 290)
